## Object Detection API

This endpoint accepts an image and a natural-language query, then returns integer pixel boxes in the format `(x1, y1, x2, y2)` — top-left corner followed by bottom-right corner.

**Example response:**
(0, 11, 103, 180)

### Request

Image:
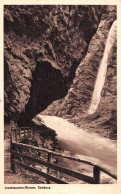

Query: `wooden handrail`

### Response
(13, 142, 96, 165)
(10, 128, 117, 183)
(11, 150, 94, 183)
(12, 142, 117, 180)
(11, 127, 31, 130)
(11, 128, 32, 143)
(12, 159, 68, 184)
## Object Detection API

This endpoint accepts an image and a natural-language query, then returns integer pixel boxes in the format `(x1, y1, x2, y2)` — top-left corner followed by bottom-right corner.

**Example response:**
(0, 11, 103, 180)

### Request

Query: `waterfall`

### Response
(88, 20, 117, 115)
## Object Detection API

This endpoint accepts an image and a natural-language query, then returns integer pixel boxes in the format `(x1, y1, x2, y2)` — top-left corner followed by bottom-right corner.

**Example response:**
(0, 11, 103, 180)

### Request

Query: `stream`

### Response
(39, 115, 117, 176)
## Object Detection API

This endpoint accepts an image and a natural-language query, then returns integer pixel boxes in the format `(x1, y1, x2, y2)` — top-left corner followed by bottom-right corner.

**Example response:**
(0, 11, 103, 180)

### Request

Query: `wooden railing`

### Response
(10, 127, 117, 184)
(11, 127, 32, 142)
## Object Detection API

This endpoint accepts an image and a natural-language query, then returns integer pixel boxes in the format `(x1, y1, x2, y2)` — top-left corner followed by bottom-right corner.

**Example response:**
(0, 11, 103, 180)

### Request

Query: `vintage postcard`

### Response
(0, 0, 121, 194)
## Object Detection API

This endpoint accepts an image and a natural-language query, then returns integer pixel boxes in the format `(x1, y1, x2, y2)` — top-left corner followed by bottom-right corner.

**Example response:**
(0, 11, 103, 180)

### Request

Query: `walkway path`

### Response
(4, 139, 11, 173)
(4, 139, 45, 184)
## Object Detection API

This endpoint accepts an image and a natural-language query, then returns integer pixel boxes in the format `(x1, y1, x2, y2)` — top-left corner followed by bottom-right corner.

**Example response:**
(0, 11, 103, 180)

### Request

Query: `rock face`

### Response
(4, 5, 102, 125)
(42, 6, 117, 139)
(4, 5, 117, 139)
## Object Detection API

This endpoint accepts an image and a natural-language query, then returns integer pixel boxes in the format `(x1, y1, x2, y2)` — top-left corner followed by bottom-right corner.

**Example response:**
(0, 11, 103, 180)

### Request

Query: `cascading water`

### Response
(88, 20, 117, 114)
(39, 115, 117, 176)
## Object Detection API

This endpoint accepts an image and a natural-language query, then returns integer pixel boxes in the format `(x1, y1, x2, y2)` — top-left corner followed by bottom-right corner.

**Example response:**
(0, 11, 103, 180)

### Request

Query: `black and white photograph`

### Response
(2, 1, 120, 190)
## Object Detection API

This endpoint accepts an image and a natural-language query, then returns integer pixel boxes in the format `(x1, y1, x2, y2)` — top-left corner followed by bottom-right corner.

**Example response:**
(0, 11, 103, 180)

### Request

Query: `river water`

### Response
(37, 21, 117, 180)
(39, 115, 117, 176)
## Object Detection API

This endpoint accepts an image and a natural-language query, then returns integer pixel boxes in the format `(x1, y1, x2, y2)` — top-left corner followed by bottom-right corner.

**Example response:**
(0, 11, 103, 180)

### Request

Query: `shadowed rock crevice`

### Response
(18, 61, 68, 126)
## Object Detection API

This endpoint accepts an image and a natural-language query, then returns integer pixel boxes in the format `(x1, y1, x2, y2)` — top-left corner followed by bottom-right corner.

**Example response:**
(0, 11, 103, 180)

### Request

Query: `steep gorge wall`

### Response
(42, 6, 117, 139)
(4, 5, 102, 126)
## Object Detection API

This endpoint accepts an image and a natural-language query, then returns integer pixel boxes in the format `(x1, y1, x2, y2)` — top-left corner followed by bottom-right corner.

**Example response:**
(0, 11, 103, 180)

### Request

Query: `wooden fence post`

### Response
(19, 128, 21, 140)
(28, 128, 30, 138)
(24, 128, 25, 138)
(10, 129, 16, 173)
(13, 129, 16, 140)
(47, 153, 52, 184)
(28, 138, 31, 153)
(31, 128, 33, 139)
(15, 129, 17, 142)
(93, 166, 100, 184)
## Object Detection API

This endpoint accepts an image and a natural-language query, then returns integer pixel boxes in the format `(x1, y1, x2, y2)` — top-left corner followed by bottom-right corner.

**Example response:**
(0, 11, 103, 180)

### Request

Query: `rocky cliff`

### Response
(4, 5, 117, 138)
(42, 6, 117, 139)
(4, 5, 102, 124)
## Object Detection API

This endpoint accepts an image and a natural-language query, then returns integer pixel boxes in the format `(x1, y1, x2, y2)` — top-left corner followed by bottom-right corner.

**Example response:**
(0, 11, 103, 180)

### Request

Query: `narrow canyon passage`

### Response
(88, 20, 117, 114)
(4, 5, 117, 185)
